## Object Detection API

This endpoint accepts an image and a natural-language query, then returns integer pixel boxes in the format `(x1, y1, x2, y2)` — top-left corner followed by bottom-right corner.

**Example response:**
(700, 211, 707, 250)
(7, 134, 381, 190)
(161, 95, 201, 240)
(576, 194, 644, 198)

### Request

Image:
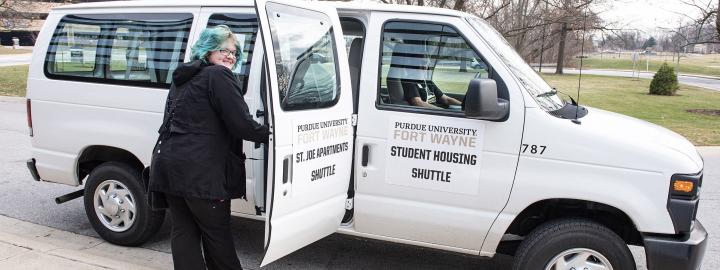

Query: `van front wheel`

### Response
(512, 219, 635, 270)
(83, 162, 165, 246)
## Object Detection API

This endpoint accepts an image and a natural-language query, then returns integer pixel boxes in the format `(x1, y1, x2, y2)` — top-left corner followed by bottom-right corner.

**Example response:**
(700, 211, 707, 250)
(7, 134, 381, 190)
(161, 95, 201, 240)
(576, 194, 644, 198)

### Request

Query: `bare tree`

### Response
(672, 0, 719, 45)
(546, 0, 602, 74)
(371, 0, 607, 73)
(0, 0, 32, 30)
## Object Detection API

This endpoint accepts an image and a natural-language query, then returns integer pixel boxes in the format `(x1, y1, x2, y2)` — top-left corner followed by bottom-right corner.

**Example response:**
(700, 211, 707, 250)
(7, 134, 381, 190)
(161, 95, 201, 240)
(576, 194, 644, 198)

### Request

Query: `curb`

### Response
(0, 96, 25, 103)
(0, 214, 171, 269)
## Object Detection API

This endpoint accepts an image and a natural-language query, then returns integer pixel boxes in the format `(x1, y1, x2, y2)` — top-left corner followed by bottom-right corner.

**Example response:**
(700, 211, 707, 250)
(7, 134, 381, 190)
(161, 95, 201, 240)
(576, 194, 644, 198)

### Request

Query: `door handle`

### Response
(254, 110, 265, 149)
(282, 155, 292, 184)
(361, 145, 370, 167)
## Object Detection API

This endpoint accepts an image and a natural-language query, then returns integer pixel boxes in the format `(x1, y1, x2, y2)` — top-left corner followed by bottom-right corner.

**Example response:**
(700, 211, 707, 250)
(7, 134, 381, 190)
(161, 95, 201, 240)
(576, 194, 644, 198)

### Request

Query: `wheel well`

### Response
(496, 199, 643, 255)
(77, 145, 144, 184)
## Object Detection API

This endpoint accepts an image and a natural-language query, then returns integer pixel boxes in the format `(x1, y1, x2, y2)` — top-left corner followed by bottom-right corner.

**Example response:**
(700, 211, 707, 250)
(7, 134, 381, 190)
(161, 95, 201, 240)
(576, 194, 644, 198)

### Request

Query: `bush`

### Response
(649, 63, 679, 96)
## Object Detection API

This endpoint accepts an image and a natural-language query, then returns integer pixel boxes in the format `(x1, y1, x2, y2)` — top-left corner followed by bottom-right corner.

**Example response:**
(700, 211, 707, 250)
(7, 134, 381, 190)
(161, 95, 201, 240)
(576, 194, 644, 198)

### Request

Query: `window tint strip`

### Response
(379, 20, 492, 108)
(44, 13, 193, 89)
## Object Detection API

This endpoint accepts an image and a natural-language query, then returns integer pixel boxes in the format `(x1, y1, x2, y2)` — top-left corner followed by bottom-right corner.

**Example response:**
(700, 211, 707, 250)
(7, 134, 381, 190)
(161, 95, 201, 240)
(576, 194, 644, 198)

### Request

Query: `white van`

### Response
(25, 0, 707, 269)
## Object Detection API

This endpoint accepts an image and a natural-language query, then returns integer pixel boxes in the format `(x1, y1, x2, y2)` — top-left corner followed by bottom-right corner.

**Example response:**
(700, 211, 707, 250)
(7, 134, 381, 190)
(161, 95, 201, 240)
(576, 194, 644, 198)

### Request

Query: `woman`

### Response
(149, 25, 269, 270)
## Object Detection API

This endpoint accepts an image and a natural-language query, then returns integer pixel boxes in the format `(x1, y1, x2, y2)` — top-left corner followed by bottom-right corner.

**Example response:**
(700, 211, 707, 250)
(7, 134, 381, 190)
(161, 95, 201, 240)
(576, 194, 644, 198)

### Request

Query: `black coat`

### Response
(149, 60, 269, 200)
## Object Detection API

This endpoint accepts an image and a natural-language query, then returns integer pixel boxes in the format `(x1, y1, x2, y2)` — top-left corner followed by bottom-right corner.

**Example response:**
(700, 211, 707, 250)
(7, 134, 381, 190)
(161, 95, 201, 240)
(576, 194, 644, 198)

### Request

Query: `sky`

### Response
(596, 0, 714, 37)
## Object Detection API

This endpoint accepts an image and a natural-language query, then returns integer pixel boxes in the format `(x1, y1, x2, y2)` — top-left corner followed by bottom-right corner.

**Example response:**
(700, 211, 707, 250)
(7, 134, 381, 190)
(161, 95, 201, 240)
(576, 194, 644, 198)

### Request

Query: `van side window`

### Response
(44, 13, 193, 88)
(207, 13, 258, 93)
(379, 21, 490, 111)
(267, 7, 340, 111)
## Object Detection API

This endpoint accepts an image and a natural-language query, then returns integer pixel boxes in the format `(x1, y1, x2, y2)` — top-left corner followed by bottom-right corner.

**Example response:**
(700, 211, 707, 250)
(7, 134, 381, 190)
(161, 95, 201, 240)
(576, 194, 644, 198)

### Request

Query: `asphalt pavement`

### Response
(0, 53, 32, 67)
(0, 97, 717, 269)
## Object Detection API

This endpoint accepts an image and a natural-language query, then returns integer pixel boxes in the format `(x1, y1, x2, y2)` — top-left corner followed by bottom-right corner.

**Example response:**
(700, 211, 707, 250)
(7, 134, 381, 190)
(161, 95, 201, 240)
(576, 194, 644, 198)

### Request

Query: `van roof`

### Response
(52, 0, 471, 18)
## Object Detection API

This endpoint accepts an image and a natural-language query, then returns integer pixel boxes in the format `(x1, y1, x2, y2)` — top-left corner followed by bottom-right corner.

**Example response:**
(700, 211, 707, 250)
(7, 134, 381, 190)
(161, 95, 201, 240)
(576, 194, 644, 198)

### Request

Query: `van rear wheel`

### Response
(83, 162, 165, 246)
(512, 219, 635, 270)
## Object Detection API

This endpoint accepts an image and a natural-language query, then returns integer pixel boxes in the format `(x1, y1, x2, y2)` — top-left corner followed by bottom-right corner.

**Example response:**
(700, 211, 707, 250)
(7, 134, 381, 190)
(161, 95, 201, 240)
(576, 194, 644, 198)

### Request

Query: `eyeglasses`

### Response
(216, 49, 237, 58)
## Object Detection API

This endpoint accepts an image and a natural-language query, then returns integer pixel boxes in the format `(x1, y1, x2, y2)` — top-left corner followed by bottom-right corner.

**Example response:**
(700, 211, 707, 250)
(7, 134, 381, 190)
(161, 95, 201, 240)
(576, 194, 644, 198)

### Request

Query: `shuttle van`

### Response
(25, 0, 707, 269)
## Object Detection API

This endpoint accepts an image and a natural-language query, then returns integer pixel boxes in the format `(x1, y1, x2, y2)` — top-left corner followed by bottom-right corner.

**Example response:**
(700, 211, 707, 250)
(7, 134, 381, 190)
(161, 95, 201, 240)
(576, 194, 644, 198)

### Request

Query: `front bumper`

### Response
(644, 221, 708, 270)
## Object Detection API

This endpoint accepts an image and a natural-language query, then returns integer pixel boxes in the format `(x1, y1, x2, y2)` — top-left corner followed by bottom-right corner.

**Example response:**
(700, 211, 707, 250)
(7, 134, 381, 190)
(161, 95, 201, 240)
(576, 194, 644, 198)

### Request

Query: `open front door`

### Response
(256, 0, 353, 266)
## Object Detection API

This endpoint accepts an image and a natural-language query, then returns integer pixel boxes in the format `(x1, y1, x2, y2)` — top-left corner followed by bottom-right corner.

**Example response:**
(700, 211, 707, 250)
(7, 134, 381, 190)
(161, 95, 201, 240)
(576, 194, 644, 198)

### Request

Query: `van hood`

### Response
(586, 108, 703, 169)
(524, 107, 704, 175)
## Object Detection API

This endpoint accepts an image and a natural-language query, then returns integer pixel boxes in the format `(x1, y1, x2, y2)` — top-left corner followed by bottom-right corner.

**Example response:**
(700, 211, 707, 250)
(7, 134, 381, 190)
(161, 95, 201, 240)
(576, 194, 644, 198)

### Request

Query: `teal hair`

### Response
(190, 25, 241, 69)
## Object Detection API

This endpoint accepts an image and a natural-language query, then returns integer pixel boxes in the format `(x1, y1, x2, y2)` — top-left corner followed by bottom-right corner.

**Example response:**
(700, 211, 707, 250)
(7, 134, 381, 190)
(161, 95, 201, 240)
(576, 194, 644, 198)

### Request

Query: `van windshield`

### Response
(466, 17, 565, 112)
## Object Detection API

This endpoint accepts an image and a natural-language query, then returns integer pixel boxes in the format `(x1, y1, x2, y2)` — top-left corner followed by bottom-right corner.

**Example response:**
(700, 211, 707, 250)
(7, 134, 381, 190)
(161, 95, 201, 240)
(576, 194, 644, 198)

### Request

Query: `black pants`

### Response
(166, 194, 242, 270)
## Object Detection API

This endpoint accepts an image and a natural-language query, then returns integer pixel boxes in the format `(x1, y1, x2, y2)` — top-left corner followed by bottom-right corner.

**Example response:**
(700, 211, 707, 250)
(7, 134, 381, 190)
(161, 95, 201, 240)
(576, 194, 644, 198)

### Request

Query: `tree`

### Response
(649, 63, 679, 96)
(370, 0, 606, 74)
(551, 0, 602, 74)
(0, 0, 31, 30)
(670, 0, 719, 46)
(0, 0, 54, 31)
(642, 37, 657, 49)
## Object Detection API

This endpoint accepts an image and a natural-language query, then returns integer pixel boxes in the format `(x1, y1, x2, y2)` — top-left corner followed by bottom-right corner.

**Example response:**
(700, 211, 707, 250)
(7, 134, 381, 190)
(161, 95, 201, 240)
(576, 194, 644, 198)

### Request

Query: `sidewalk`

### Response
(0, 214, 171, 270)
(0, 53, 32, 67)
(0, 96, 25, 103)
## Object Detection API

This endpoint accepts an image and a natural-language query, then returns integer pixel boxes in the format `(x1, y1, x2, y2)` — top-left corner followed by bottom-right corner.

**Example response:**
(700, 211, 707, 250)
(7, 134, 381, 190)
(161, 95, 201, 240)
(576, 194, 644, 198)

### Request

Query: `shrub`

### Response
(649, 63, 679, 96)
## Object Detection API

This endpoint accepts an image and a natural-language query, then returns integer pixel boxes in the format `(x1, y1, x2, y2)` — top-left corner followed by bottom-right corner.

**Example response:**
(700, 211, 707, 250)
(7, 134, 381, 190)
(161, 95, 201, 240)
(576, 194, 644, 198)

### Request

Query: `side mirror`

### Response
(464, 79, 509, 121)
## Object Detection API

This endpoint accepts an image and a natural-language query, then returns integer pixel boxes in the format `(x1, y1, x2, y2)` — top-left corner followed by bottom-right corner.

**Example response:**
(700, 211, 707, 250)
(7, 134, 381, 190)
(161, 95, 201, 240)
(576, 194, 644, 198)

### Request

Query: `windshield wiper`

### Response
(536, 88, 557, 98)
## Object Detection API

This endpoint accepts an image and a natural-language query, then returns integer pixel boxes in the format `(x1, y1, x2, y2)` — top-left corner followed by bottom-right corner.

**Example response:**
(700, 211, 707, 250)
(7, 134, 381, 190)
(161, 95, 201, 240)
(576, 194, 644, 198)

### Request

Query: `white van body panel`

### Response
(256, 0, 356, 264)
(352, 11, 525, 252)
(480, 106, 703, 254)
(28, 7, 202, 185)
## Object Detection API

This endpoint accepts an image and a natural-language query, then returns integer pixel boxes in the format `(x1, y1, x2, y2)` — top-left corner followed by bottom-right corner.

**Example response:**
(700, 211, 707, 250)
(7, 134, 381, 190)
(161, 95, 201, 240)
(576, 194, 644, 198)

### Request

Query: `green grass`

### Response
(0, 65, 29, 97)
(581, 53, 720, 77)
(0, 47, 32, 55)
(542, 74, 720, 145)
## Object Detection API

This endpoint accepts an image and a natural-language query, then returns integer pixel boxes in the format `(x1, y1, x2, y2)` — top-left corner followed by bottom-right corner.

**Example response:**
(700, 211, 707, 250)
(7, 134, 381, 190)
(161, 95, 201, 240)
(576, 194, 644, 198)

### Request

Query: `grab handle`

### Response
(282, 155, 292, 184)
(361, 145, 370, 167)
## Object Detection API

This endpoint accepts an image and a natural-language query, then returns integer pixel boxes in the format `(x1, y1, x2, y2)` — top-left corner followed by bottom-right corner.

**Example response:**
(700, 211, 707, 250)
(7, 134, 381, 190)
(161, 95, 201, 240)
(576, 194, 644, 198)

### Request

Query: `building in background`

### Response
(1, 0, 104, 46)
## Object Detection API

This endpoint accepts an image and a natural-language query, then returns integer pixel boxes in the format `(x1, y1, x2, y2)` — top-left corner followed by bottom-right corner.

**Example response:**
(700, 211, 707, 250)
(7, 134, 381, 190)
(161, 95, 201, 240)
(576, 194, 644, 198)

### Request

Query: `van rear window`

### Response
(44, 13, 193, 89)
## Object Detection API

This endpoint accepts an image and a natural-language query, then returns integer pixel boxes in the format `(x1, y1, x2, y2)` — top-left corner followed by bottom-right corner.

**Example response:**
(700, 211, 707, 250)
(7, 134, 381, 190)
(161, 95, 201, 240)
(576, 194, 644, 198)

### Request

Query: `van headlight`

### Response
(667, 171, 702, 233)
(670, 172, 702, 199)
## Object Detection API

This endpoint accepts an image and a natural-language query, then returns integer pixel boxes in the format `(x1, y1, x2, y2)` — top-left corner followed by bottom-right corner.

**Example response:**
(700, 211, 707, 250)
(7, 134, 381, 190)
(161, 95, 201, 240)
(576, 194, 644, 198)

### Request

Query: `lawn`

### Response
(581, 53, 720, 77)
(0, 47, 32, 55)
(542, 74, 720, 146)
(0, 65, 29, 97)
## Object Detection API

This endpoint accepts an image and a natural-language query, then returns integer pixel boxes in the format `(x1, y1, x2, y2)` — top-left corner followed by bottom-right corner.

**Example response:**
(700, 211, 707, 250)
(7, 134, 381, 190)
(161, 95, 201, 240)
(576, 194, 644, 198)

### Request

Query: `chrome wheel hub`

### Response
(93, 180, 136, 232)
(544, 248, 613, 270)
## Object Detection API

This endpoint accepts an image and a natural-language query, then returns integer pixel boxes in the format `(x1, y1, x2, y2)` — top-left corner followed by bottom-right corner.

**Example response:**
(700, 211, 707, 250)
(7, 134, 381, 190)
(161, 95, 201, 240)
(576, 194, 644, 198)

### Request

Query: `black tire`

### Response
(83, 162, 165, 246)
(512, 219, 636, 270)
